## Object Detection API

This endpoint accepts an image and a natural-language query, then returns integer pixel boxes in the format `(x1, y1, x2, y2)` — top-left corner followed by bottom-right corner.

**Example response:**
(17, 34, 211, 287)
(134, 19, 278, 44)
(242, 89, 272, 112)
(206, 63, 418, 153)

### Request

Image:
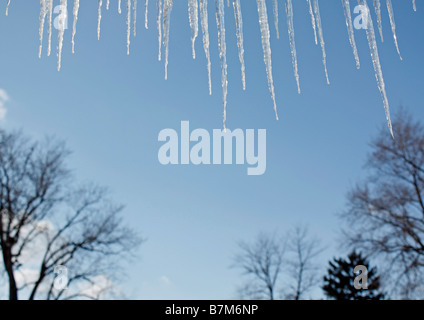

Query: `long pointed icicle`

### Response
(47, 0, 53, 56)
(215, 0, 229, 129)
(72, 0, 80, 54)
(188, 0, 199, 59)
(163, 0, 174, 80)
(342, 0, 360, 69)
(107, 0, 110, 10)
(233, 0, 246, 90)
(313, 0, 330, 84)
(413, 0, 416, 11)
(119, 0, 122, 14)
(373, 0, 384, 42)
(286, 0, 300, 94)
(134, 0, 138, 36)
(157, 0, 163, 61)
(5, 0, 11, 16)
(145, 0, 149, 29)
(386, 0, 402, 60)
(306, 0, 318, 45)
(272, 0, 280, 39)
(360, 0, 394, 138)
(98, 0, 103, 40)
(256, 0, 279, 120)
(199, 0, 212, 95)
(38, 0, 47, 58)
(57, 0, 68, 71)
(127, 0, 131, 55)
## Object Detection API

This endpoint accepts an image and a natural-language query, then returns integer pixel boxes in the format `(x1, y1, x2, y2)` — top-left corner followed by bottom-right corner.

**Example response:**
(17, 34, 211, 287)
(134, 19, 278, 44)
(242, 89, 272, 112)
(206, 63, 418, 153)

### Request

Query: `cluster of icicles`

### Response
(4, 0, 419, 135)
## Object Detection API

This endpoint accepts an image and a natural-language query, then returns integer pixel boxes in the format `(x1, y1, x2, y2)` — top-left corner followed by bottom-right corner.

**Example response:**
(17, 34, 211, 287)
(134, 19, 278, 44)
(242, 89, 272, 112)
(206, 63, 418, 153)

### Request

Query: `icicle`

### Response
(272, 0, 279, 39)
(373, 0, 384, 42)
(119, 0, 122, 14)
(163, 0, 174, 80)
(233, 0, 246, 91)
(98, 0, 103, 40)
(360, 0, 394, 138)
(256, 0, 279, 120)
(215, 0, 229, 129)
(5, 0, 11, 16)
(145, 0, 149, 29)
(157, 0, 163, 61)
(306, 0, 318, 45)
(188, 0, 199, 60)
(286, 0, 300, 94)
(72, 0, 80, 54)
(127, 0, 131, 55)
(47, 0, 53, 56)
(39, 0, 47, 59)
(386, 0, 402, 60)
(413, 0, 416, 11)
(107, 0, 110, 10)
(199, 0, 212, 95)
(342, 0, 360, 69)
(57, 0, 68, 71)
(134, 0, 138, 36)
(313, 0, 330, 84)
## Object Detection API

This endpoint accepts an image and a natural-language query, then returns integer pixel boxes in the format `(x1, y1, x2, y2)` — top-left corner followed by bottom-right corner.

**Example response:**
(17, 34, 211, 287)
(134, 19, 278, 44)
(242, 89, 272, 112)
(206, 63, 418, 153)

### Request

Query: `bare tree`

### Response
(341, 109, 424, 298)
(233, 233, 285, 300)
(0, 130, 141, 300)
(284, 225, 323, 300)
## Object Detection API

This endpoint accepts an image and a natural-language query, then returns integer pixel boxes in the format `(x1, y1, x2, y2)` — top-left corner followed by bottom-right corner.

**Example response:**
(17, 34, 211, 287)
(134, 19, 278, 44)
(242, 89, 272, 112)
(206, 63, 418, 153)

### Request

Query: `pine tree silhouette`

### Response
(323, 251, 385, 300)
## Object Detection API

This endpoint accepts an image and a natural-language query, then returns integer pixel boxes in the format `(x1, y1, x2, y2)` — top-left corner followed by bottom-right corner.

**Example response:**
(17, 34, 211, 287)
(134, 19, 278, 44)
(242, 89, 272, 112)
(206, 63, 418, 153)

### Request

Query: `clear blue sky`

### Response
(0, 0, 423, 299)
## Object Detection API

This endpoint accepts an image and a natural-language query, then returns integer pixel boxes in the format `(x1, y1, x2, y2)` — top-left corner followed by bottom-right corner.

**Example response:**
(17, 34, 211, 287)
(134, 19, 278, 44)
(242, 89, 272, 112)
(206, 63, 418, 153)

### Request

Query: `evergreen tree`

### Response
(323, 251, 384, 300)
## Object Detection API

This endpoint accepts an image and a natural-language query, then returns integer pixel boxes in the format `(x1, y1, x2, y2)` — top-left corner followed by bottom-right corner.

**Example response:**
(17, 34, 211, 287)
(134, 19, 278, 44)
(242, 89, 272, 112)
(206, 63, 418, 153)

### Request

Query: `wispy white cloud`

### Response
(159, 276, 171, 286)
(0, 88, 9, 120)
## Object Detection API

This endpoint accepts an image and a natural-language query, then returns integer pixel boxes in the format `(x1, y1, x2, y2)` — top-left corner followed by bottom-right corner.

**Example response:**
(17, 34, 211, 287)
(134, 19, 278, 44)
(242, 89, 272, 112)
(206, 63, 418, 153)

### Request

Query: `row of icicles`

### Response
(3, 0, 419, 135)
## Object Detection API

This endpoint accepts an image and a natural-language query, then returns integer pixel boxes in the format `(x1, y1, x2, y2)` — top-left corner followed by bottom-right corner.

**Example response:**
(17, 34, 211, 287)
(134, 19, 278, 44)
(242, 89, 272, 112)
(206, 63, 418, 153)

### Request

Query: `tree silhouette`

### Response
(323, 251, 384, 300)
(0, 130, 141, 300)
(341, 109, 424, 298)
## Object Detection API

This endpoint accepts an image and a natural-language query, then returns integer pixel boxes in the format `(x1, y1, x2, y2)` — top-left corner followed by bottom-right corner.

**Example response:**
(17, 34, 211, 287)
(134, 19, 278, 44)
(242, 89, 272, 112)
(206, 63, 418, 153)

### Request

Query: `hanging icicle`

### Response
(57, 0, 68, 71)
(188, 0, 199, 59)
(199, 0, 212, 95)
(272, 0, 279, 39)
(163, 0, 174, 80)
(286, 0, 300, 94)
(127, 0, 131, 55)
(47, 0, 53, 56)
(98, 0, 103, 40)
(9, 1, 420, 135)
(313, 0, 330, 84)
(342, 0, 360, 69)
(360, 0, 394, 137)
(386, 0, 402, 60)
(256, 0, 279, 120)
(5, 0, 11, 16)
(306, 0, 318, 45)
(145, 0, 148, 29)
(373, 0, 384, 42)
(215, 0, 228, 129)
(157, 0, 163, 61)
(233, 0, 246, 90)
(71, 0, 80, 54)
(39, 0, 48, 59)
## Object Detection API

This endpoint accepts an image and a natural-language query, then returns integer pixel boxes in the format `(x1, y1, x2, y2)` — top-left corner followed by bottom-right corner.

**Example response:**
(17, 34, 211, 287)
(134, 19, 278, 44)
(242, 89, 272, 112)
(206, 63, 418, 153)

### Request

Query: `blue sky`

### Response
(0, 0, 423, 299)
